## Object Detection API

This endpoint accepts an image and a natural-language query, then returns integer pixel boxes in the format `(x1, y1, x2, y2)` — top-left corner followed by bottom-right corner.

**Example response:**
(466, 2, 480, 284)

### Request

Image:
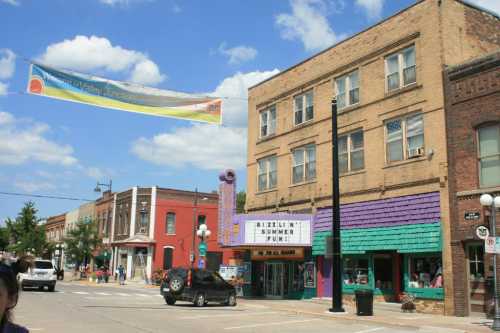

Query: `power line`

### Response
(0, 191, 93, 202)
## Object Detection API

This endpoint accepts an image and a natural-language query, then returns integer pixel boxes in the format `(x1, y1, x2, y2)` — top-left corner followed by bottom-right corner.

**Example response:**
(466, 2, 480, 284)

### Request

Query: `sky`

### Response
(0, 0, 499, 222)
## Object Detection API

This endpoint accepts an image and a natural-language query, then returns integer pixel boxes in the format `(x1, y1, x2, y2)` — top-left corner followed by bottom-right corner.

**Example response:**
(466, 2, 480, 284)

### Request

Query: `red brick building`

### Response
(94, 190, 114, 267)
(153, 189, 235, 273)
(444, 51, 500, 316)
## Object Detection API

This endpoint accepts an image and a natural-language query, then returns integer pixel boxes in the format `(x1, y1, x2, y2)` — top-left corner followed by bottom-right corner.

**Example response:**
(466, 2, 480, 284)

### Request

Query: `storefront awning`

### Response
(312, 222, 442, 255)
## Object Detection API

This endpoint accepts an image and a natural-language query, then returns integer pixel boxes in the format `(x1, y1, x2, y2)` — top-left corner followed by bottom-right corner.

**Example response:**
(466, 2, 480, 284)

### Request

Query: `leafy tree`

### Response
(236, 191, 246, 214)
(6, 201, 48, 256)
(64, 219, 101, 270)
(0, 227, 9, 251)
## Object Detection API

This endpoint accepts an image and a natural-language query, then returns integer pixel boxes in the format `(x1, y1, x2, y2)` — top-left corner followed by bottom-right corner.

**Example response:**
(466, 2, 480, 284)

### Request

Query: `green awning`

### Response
(313, 222, 442, 255)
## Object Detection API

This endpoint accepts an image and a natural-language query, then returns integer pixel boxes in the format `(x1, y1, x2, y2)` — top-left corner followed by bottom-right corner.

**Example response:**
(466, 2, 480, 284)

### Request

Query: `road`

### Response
(13, 282, 443, 333)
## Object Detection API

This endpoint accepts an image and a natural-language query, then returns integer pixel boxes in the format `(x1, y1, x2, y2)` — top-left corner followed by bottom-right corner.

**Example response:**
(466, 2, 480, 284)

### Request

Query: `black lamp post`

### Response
(329, 98, 344, 313)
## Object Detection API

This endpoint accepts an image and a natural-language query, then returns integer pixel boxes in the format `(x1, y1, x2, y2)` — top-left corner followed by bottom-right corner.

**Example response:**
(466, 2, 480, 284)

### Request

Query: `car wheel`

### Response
(164, 296, 176, 305)
(226, 293, 237, 306)
(194, 293, 205, 307)
(169, 277, 184, 295)
(38, 286, 44, 291)
(48, 285, 55, 292)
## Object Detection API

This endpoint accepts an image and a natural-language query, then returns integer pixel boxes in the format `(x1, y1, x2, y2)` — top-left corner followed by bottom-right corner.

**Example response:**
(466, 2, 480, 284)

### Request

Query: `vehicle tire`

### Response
(38, 286, 44, 291)
(168, 277, 184, 295)
(225, 293, 237, 306)
(48, 285, 55, 292)
(194, 293, 205, 307)
(164, 296, 176, 305)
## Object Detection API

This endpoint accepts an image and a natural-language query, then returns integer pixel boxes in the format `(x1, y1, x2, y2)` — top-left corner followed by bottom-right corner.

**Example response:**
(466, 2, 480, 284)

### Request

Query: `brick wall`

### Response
(444, 51, 500, 316)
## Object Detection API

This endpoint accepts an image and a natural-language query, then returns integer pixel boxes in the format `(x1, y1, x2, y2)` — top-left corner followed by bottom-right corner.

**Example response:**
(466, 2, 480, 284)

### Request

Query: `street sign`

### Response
(485, 237, 500, 254)
(198, 242, 207, 257)
(476, 226, 489, 240)
(198, 258, 205, 269)
(465, 211, 481, 220)
(189, 252, 194, 263)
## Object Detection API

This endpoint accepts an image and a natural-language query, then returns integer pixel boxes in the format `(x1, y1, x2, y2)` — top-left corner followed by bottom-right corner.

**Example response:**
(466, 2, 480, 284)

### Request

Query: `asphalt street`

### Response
(12, 282, 447, 333)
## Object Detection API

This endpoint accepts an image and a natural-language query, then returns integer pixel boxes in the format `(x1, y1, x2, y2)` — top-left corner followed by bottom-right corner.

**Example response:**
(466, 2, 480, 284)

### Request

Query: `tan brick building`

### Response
(246, 0, 499, 315)
(94, 190, 114, 268)
(45, 213, 65, 244)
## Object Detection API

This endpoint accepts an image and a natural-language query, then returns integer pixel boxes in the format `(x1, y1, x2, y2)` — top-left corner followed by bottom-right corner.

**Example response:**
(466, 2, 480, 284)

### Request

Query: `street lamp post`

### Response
(329, 98, 344, 313)
(196, 224, 211, 269)
(191, 189, 208, 268)
(480, 193, 500, 331)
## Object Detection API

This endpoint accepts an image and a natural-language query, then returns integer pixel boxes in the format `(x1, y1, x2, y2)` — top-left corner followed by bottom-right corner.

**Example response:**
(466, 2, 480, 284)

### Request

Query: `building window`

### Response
(343, 257, 369, 286)
(292, 144, 316, 184)
(468, 245, 485, 281)
(339, 130, 364, 174)
(478, 124, 500, 188)
(166, 213, 176, 235)
(258, 155, 277, 191)
(408, 256, 443, 289)
(386, 113, 424, 163)
(336, 70, 359, 110)
(260, 105, 276, 138)
(294, 90, 314, 125)
(385, 45, 416, 92)
(197, 215, 206, 227)
(123, 213, 129, 235)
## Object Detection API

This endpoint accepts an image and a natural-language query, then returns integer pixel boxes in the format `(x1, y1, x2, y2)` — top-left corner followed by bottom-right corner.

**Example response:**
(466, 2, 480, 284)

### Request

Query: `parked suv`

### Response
(18, 259, 56, 291)
(160, 268, 236, 307)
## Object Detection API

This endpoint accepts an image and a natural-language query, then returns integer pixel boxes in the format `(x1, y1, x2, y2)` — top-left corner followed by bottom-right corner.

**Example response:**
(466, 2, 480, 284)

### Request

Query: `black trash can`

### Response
(355, 289, 374, 316)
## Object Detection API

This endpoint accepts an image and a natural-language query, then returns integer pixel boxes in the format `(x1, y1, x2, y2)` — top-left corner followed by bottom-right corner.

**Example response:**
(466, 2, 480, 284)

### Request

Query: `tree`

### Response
(236, 191, 246, 214)
(64, 219, 101, 271)
(6, 201, 48, 256)
(0, 227, 9, 251)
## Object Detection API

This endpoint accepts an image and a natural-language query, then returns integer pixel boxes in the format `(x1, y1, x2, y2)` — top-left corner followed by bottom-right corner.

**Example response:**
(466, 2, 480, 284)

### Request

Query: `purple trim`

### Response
(313, 192, 441, 233)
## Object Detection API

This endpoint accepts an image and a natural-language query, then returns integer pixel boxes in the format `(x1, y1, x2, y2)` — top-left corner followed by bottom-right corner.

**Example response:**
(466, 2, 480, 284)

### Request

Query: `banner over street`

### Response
(27, 63, 222, 124)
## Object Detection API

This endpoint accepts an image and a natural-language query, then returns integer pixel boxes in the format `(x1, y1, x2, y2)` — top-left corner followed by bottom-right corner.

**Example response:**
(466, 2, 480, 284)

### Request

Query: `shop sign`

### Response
(485, 237, 500, 254)
(476, 226, 489, 240)
(465, 211, 481, 221)
(244, 220, 311, 245)
(251, 248, 304, 260)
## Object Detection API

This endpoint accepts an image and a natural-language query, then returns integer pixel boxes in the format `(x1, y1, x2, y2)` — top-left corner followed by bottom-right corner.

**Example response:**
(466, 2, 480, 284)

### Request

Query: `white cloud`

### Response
(355, 0, 384, 20)
(132, 124, 247, 170)
(38, 35, 166, 86)
(213, 69, 280, 127)
(467, 0, 500, 15)
(0, 82, 8, 96)
(1, 0, 19, 5)
(131, 69, 279, 171)
(14, 180, 56, 193)
(0, 111, 78, 166)
(218, 43, 258, 65)
(129, 59, 166, 85)
(0, 49, 16, 80)
(276, 0, 339, 52)
(99, 0, 153, 6)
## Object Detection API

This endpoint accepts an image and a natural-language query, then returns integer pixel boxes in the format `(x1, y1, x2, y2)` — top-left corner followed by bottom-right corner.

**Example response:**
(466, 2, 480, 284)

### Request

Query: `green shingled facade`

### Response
(312, 222, 442, 256)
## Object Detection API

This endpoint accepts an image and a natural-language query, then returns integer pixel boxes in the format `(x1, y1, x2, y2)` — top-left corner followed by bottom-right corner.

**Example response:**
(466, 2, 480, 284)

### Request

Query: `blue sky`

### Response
(0, 0, 498, 222)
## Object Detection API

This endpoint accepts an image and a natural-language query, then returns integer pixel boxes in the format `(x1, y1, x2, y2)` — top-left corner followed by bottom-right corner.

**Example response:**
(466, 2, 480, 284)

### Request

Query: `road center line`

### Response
(72, 291, 89, 295)
(181, 311, 279, 320)
(224, 319, 321, 330)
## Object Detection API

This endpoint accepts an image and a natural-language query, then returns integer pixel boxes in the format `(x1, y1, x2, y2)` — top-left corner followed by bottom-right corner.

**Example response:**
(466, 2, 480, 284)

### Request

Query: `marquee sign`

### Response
(251, 248, 304, 260)
(244, 220, 311, 246)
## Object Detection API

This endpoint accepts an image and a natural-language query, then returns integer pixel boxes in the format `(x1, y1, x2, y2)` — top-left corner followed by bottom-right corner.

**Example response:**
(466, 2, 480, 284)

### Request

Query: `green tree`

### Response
(6, 201, 48, 256)
(0, 227, 9, 251)
(236, 191, 246, 214)
(64, 219, 101, 270)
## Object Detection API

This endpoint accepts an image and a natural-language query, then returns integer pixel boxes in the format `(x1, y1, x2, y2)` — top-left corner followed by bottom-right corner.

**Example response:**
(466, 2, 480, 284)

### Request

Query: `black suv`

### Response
(160, 268, 237, 307)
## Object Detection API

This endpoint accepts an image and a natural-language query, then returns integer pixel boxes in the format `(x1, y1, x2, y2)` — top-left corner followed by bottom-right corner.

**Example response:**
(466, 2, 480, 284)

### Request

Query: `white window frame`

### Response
(338, 130, 364, 174)
(385, 113, 425, 163)
(259, 105, 276, 138)
(166, 212, 176, 235)
(294, 90, 314, 126)
(257, 155, 277, 192)
(335, 70, 360, 110)
(291, 144, 316, 184)
(477, 123, 500, 188)
(385, 45, 416, 92)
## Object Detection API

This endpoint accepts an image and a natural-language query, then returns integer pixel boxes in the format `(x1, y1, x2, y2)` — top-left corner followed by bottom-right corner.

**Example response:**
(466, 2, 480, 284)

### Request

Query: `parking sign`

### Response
(485, 237, 500, 254)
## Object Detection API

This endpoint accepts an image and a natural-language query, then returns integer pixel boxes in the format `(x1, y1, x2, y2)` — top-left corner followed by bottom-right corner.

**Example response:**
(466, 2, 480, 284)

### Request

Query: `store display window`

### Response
(408, 256, 442, 289)
(343, 257, 370, 286)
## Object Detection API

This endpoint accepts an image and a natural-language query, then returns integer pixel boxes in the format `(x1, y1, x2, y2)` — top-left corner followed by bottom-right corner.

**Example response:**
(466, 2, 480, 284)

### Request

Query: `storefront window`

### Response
(343, 257, 369, 286)
(468, 245, 485, 281)
(291, 262, 305, 292)
(408, 256, 442, 289)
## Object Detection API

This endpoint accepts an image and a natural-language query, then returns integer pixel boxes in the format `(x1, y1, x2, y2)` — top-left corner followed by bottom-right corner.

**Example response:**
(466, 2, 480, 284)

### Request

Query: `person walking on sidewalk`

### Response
(118, 265, 125, 285)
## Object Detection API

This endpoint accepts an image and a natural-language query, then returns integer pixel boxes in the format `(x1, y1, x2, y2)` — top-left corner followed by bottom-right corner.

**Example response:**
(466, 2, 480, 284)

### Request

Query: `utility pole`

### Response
(191, 188, 198, 268)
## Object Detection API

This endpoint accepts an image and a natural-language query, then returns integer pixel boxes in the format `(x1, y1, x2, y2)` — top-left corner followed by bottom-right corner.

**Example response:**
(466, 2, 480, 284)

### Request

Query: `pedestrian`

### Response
(0, 256, 31, 332)
(118, 265, 125, 285)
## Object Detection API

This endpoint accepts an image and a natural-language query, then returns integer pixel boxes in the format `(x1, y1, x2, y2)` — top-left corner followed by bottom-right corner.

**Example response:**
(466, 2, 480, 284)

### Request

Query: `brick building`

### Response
(444, 51, 500, 316)
(245, 0, 499, 314)
(94, 190, 114, 267)
(45, 213, 65, 269)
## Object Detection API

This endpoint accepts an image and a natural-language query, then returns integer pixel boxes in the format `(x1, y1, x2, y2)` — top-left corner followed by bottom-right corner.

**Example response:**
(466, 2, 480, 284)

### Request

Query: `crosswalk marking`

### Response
(134, 293, 150, 297)
(73, 291, 89, 295)
(95, 292, 112, 296)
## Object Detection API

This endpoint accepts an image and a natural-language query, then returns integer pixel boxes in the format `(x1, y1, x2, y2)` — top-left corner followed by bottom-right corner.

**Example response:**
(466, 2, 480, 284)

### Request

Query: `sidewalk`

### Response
(243, 297, 493, 333)
(60, 279, 159, 289)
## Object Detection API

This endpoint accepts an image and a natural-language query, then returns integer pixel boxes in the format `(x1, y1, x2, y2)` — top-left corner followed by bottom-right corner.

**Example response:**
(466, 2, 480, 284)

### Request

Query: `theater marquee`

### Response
(244, 220, 311, 246)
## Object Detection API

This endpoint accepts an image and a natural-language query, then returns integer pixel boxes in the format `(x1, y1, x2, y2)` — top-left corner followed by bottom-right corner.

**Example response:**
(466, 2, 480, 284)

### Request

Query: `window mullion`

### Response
(399, 53, 404, 88)
(402, 117, 407, 159)
(347, 135, 352, 172)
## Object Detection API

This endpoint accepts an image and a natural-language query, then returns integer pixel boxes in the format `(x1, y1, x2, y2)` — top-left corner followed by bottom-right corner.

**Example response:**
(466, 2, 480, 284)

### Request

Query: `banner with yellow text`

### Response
(27, 63, 222, 124)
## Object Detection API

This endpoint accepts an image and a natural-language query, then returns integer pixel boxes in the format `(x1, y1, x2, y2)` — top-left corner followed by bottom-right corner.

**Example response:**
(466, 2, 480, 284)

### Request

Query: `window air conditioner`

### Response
(408, 147, 425, 159)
